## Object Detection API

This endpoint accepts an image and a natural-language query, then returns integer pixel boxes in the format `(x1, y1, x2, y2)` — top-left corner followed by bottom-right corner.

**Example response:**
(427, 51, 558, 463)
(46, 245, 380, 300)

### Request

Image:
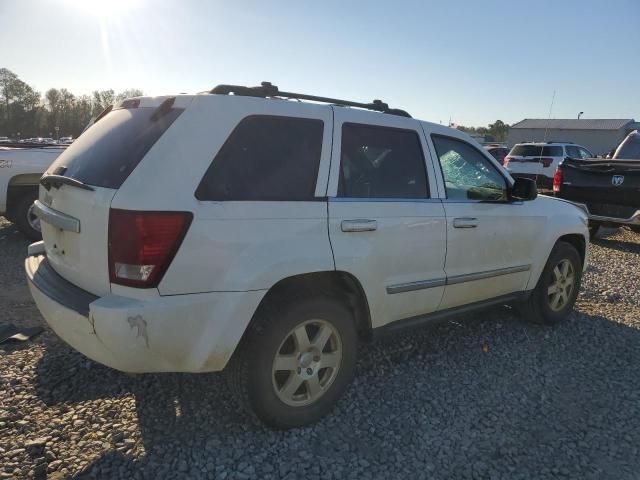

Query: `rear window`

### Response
(614, 133, 640, 159)
(47, 106, 183, 189)
(195, 115, 324, 201)
(510, 145, 563, 157)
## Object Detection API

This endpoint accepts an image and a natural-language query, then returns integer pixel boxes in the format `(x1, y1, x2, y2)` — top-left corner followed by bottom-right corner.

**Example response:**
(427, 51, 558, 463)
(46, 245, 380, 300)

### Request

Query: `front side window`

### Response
(432, 135, 508, 201)
(195, 115, 323, 201)
(338, 123, 428, 198)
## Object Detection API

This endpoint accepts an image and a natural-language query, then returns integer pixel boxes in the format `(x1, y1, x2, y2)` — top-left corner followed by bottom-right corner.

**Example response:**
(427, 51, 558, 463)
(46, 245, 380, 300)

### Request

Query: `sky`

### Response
(0, 0, 638, 126)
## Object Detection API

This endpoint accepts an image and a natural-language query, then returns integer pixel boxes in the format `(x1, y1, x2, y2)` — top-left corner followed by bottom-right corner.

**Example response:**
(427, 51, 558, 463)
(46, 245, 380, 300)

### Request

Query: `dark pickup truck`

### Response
(553, 130, 640, 238)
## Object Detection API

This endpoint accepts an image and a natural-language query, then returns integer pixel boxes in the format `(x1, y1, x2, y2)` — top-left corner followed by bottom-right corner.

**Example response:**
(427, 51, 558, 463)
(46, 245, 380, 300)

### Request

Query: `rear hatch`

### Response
(38, 98, 184, 296)
(506, 144, 563, 177)
(560, 158, 640, 207)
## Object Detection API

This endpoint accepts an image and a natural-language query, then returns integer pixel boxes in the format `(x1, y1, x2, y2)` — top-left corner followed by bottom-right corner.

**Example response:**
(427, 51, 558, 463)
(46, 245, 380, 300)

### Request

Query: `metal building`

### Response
(507, 119, 640, 155)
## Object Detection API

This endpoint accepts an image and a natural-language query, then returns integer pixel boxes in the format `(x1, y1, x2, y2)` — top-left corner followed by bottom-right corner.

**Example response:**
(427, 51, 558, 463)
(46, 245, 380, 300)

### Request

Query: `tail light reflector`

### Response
(108, 209, 192, 288)
(553, 167, 563, 193)
(503, 156, 511, 167)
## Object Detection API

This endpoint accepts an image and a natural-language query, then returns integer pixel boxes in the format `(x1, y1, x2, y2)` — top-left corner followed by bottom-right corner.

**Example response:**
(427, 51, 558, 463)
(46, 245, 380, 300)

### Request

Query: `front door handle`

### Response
(453, 217, 478, 228)
(341, 219, 378, 232)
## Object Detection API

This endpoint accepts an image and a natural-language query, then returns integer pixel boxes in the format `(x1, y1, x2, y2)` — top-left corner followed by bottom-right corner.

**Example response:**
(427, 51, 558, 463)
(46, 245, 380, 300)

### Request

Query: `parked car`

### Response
(484, 145, 510, 165)
(58, 136, 74, 144)
(25, 83, 589, 428)
(553, 130, 640, 238)
(504, 142, 592, 190)
(0, 136, 11, 143)
(0, 144, 67, 239)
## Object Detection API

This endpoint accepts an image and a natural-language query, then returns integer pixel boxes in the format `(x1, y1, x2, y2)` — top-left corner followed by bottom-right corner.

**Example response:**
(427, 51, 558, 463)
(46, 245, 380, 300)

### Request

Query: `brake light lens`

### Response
(503, 156, 511, 167)
(108, 209, 192, 288)
(540, 157, 553, 168)
(553, 167, 563, 193)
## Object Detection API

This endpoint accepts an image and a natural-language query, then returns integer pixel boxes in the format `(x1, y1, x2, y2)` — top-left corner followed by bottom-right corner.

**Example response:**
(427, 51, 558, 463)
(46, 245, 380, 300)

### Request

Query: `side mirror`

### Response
(511, 177, 537, 201)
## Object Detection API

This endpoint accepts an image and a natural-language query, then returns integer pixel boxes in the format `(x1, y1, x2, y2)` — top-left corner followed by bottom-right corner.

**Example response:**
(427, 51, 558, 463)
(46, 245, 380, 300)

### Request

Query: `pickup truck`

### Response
(553, 130, 640, 238)
(0, 143, 66, 239)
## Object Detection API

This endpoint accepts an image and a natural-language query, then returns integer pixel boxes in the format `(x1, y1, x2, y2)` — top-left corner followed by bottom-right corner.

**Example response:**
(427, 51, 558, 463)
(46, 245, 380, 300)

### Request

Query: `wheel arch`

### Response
(238, 270, 372, 350)
(557, 233, 587, 269)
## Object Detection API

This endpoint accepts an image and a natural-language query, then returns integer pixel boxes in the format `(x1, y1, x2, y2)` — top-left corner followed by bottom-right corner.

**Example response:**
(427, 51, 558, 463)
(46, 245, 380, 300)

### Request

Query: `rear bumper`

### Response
(556, 201, 640, 226)
(25, 253, 265, 373)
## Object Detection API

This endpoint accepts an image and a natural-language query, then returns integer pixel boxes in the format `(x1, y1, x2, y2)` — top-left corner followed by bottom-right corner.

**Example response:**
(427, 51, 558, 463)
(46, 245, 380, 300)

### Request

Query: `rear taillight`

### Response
(503, 156, 511, 167)
(540, 157, 553, 168)
(108, 209, 192, 288)
(553, 167, 563, 193)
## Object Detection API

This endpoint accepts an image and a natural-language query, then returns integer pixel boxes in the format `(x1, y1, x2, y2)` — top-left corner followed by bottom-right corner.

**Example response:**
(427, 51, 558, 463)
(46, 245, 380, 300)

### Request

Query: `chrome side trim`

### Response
(329, 197, 442, 203)
(447, 264, 531, 285)
(386, 278, 446, 294)
(32, 200, 80, 233)
(386, 264, 531, 294)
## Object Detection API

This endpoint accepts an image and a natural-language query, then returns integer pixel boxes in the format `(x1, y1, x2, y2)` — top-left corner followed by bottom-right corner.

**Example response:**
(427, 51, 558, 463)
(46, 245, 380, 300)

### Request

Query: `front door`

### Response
(428, 134, 543, 310)
(327, 108, 447, 328)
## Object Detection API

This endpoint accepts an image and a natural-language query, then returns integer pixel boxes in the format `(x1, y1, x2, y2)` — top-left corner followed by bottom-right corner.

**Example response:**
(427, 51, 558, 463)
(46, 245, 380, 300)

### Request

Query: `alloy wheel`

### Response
(271, 319, 342, 407)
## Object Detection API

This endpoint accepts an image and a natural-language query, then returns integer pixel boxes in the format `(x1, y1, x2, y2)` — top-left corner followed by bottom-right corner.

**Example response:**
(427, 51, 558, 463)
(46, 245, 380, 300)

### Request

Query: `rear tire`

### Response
(226, 294, 357, 429)
(12, 191, 41, 241)
(523, 241, 582, 325)
(628, 225, 640, 234)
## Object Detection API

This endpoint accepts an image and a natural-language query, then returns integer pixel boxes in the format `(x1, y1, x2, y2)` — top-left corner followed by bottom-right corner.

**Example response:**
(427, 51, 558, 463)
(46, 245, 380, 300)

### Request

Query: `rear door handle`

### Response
(341, 219, 378, 232)
(453, 217, 478, 228)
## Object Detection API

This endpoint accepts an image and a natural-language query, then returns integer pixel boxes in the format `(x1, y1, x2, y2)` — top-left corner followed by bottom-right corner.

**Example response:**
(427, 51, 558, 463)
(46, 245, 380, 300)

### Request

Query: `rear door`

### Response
(327, 108, 446, 328)
(37, 98, 186, 296)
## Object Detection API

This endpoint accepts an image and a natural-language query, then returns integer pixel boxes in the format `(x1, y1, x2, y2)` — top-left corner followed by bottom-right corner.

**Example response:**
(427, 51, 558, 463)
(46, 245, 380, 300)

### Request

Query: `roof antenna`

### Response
(543, 90, 556, 143)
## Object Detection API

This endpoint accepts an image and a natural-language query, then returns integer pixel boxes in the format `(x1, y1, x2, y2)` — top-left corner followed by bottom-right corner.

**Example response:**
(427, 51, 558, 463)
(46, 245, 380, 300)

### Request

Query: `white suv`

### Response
(505, 142, 592, 190)
(25, 83, 589, 428)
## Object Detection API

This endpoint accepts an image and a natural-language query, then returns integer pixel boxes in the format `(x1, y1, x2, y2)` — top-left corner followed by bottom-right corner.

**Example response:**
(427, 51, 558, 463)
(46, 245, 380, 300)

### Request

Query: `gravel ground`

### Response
(1, 218, 640, 480)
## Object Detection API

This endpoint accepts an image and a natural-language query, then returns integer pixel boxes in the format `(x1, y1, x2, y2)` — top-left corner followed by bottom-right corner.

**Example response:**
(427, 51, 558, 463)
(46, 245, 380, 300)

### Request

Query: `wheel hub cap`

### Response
(547, 259, 575, 312)
(272, 319, 342, 407)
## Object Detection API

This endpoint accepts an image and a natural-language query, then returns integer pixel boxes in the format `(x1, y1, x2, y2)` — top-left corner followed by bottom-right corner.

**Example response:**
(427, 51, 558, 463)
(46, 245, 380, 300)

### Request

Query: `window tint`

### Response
(48, 107, 183, 189)
(578, 148, 592, 159)
(195, 116, 324, 201)
(510, 145, 563, 157)
(338, 123, 428, 198)
(432, 135, 508, 201)
(565, 145, 581, 158)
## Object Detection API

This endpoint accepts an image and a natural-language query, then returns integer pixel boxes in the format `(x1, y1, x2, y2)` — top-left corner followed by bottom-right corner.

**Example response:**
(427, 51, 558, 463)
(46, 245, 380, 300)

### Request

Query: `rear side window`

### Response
(510, 145, 563, 157)
(195, 116, 323, 201)
(565, 146, 581, 158)
(48, 107, 183, 189)
(338, 123, 428, 198)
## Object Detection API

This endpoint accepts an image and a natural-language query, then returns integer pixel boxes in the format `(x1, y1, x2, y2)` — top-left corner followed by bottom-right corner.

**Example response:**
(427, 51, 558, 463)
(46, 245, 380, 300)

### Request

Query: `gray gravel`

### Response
(1, 218, 640, 480)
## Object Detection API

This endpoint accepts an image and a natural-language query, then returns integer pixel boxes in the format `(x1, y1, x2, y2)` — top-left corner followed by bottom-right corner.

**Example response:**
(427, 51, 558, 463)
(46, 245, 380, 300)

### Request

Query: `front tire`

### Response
(588, 224, 600, 240)
(524, 241, 582, 325)
(226, 295, 357, 429)
(13, 191, 41, 241)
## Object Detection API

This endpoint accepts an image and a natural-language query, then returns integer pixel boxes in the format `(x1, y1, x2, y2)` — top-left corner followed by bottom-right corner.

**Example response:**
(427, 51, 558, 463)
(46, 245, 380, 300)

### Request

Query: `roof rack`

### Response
(209, 82, 412, 118)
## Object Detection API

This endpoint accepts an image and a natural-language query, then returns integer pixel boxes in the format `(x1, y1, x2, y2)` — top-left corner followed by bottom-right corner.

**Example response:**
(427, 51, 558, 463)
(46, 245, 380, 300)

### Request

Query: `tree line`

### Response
(457, 119, 510, 143)
(0, 68, 143, 139)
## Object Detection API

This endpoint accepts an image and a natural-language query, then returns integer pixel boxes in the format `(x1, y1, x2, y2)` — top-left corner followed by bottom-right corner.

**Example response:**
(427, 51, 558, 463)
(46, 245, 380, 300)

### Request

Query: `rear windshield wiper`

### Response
(40, 174, 95, 191)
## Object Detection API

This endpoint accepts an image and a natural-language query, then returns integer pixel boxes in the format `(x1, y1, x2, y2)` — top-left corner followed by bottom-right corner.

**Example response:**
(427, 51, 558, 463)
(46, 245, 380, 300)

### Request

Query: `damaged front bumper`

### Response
(25, 252, 265, 373)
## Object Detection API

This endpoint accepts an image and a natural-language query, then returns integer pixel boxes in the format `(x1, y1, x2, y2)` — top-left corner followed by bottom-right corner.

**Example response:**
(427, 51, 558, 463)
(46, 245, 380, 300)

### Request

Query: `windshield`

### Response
(510, 145, 563, 157)
(47, 106, 183, 189)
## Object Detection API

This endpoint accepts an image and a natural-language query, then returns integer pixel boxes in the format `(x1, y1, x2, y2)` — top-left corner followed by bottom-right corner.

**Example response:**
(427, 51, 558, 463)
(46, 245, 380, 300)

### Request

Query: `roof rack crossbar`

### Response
(209, 82, 411, 118)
